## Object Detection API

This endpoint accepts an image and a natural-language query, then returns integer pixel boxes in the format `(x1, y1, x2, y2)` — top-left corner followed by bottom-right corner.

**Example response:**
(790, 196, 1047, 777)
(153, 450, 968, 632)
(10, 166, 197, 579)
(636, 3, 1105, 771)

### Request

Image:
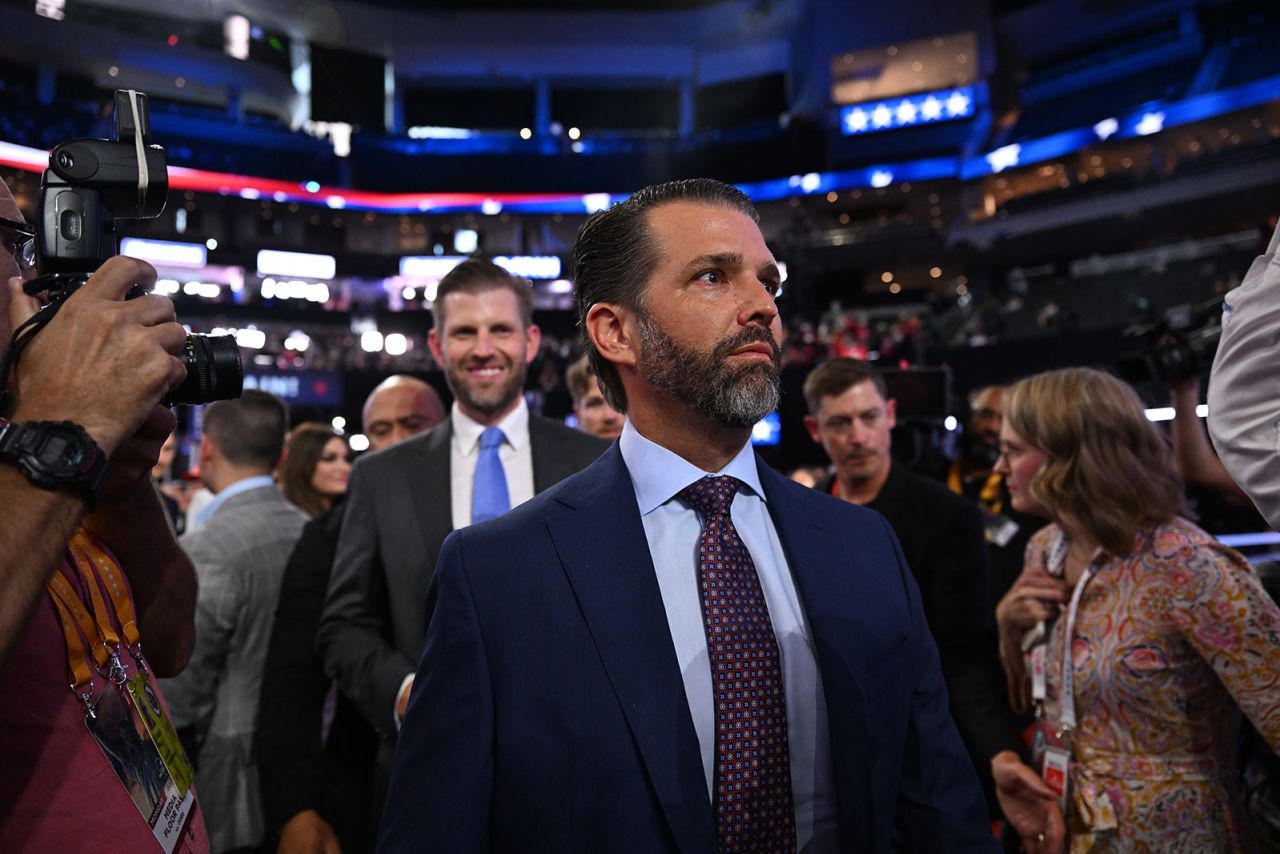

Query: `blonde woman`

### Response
(990, 367, 1280, 852)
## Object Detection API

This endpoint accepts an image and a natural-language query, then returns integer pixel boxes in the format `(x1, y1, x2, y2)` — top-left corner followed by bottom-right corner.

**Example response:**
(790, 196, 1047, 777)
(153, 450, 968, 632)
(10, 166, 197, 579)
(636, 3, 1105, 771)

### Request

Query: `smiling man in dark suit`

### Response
(379, 180, 996, 853)
(317, 259, 607, 827)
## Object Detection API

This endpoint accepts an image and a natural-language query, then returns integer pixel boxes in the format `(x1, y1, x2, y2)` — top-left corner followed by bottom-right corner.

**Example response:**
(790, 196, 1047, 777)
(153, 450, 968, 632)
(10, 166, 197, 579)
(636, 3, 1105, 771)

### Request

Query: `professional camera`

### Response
(1112, 296, 1222, 386)
(3, 89, 241, 406)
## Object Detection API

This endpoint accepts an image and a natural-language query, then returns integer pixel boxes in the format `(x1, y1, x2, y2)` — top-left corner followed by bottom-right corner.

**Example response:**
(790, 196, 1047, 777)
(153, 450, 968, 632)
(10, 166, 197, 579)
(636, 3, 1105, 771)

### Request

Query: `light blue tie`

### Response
(471, 426, 510, 524)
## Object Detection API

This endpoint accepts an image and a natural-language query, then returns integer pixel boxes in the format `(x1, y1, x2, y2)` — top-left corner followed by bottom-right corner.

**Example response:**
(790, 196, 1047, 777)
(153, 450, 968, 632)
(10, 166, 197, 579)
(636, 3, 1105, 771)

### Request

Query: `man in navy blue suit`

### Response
(380, 179, 999, 853)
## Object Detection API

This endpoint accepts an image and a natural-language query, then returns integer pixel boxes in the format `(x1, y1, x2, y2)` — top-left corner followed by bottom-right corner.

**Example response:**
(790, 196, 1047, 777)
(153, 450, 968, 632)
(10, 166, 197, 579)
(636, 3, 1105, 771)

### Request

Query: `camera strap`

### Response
(0, 299, 70, 417)
(127, 90, 149, 217)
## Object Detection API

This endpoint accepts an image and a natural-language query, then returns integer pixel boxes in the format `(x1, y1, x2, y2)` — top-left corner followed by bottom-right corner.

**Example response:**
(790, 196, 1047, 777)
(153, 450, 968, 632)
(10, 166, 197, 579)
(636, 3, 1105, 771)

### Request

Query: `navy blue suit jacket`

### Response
(379, 445, 997, 853)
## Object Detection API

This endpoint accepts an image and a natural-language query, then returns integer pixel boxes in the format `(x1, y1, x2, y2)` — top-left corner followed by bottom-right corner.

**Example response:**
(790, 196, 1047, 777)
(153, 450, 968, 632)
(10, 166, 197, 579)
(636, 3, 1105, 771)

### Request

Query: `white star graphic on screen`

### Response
(896, 100, 918, 124)
(921, 96, 942, 121)
(1093, 117, 1119, 140)
(946, 90, 971, 117)
(986, 144, 1021, 173)
(870, 169, 894, 188)
(872, 104, 893, 128)
(1135, 111, 1165, 136)
(800, 173, 822, 193)
(845, 108, 869, 133)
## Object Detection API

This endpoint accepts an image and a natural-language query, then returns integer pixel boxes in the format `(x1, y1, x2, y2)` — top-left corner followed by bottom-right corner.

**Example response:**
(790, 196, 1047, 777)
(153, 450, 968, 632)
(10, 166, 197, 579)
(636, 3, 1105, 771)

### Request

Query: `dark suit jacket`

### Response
(820, 464, 1023, 810)
(380, 445, 997, 853)
(318, 415, 608, 737)
(256, 499, 378, 854)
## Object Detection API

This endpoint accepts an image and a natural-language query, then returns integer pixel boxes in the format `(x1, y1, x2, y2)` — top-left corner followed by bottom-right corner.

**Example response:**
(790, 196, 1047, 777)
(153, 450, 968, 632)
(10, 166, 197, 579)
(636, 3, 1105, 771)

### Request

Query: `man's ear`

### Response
(803, 415, 821, 445)
(426, 328, 443, 365)
(523, 323, 542, 364)
(198, 434, 214, 465)
(586, 302, 637, 370)
(886, 398, 897, 430)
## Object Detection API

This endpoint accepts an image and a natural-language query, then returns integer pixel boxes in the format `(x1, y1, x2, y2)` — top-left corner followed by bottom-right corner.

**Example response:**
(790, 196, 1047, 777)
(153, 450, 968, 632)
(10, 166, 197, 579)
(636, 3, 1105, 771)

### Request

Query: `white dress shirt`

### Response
(449, 397, 536, 529)
(618, 420, 837, 852)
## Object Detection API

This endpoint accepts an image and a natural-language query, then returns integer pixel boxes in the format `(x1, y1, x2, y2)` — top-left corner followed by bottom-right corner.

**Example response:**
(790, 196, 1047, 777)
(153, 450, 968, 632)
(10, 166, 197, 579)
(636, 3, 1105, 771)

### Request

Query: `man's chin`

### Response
(457, 388, 522, 419)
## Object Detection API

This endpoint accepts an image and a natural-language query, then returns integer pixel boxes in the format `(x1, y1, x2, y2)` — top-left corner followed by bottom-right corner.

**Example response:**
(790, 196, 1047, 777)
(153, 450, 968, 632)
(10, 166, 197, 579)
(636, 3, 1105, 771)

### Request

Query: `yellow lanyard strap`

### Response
(46, 574, 101, 708)
(948, 462, 1006, 515)
(68, 530, 141, 651)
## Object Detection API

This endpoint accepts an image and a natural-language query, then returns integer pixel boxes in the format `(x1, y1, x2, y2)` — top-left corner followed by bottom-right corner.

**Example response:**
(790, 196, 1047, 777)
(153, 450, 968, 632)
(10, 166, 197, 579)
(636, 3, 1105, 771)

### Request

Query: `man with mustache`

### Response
(803, 359, 1022, 828)
(318, 259, 607, 828)
(379, 180, 995, 853)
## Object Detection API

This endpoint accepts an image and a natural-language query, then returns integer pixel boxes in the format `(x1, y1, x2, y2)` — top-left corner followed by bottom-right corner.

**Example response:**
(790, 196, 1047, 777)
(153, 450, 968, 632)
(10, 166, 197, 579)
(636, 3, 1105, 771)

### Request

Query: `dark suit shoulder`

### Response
(351, 420, 450, 477)
(764, 464, 889, 529)
(456, 451, 606, 545)
(529, 415, 611, 457)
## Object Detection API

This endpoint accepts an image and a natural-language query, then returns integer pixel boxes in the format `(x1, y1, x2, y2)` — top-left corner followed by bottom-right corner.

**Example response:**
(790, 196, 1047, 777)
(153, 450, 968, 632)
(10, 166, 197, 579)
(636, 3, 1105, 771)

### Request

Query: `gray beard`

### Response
(636, 314, 781, 428)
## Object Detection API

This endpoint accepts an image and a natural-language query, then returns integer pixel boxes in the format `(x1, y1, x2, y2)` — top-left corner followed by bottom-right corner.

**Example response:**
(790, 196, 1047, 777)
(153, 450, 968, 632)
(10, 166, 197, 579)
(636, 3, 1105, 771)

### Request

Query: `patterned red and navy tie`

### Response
(678, 475, 796, 853)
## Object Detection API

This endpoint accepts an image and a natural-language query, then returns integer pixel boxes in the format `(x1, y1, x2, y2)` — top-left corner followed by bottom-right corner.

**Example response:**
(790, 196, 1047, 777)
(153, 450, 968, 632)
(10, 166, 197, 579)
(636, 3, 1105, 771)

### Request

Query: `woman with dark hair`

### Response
(990, 367, 1280, 853)
(279, 423, 351, 518)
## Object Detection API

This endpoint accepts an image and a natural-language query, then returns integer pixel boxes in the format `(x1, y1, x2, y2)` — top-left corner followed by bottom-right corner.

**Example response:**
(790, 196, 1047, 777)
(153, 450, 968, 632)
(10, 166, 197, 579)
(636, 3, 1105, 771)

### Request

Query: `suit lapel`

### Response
(757, 459, 876, 838)
(529, 415, 573, 491)
(405, 421, 454, 567)
(546, 447, 716, 854)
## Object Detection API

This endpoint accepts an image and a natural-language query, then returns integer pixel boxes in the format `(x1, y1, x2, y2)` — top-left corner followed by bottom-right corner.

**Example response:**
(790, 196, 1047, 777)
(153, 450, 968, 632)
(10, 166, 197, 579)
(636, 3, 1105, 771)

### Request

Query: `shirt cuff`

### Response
(393, 672, 414, 732)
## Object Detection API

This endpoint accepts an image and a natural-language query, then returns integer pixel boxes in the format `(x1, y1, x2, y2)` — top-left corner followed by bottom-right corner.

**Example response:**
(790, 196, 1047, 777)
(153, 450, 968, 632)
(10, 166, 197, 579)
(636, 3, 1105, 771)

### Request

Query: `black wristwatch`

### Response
(0, 417, 110, 506)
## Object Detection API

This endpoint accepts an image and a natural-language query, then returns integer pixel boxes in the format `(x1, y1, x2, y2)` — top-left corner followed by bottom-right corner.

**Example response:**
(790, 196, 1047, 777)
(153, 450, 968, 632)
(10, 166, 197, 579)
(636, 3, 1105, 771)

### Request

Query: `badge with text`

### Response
(85, 683, 195, 853)
(124, 671, 195, 796)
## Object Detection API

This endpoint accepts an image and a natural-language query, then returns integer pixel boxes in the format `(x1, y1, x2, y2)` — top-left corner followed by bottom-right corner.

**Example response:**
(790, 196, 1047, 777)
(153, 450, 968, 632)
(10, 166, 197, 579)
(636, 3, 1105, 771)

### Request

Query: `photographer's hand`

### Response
(5, 260, 196, 674)
(8, 256, 187, 455)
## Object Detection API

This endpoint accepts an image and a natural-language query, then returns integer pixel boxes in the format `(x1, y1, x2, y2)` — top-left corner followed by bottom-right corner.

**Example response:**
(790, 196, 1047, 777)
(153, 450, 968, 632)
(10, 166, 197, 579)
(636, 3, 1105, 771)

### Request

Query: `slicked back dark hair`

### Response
(802, 358, 889, 415)
(432, 258, 533, 330)
(570, 178, 759, 412)
(203, 389, 288, 469)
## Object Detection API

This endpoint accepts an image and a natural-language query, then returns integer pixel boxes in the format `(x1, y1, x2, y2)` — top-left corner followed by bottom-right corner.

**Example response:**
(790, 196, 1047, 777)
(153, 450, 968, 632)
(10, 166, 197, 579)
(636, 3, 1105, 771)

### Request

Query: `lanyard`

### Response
(46, 529, 144, 709)
(68, 530, 142, 655)
(947, 461, 1004, 515)
(1058, 565, 1097, 735)
(47, 572, 104, 706)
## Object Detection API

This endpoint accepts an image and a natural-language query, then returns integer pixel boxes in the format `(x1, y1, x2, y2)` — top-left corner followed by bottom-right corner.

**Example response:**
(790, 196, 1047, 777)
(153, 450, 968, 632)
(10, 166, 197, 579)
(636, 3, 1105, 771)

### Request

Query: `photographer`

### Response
(1208, 222, 1280, 529)
(0, 181, 207, 849)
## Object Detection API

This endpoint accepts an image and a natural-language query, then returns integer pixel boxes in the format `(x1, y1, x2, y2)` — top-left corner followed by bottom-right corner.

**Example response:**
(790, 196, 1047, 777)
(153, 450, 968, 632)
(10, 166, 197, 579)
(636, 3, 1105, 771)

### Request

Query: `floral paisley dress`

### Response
(1021, 518, 1280, 852)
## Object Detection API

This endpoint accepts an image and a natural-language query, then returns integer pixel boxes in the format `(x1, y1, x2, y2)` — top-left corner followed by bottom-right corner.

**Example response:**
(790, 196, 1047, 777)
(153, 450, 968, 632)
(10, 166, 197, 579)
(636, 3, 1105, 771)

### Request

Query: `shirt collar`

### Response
(451, 396, 530, 454)
(193, 474, 274, 527)
(618, 419, 764, 517)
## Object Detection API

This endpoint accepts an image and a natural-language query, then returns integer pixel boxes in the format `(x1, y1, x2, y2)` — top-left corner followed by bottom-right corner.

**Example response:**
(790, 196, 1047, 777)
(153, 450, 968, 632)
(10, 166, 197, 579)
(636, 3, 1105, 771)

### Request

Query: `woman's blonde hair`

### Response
(1004, 367, 1184, 555)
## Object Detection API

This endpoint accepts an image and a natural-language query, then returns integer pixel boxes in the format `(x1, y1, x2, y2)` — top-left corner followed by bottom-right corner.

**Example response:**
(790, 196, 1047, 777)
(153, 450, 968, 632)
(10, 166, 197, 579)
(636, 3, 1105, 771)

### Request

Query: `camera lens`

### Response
(168, 334, 243, 405)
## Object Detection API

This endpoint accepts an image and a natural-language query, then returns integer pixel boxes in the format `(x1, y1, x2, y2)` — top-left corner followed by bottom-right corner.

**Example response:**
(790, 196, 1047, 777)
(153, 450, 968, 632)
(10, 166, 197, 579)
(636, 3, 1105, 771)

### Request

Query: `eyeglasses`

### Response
(0, 216, 36, 272)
